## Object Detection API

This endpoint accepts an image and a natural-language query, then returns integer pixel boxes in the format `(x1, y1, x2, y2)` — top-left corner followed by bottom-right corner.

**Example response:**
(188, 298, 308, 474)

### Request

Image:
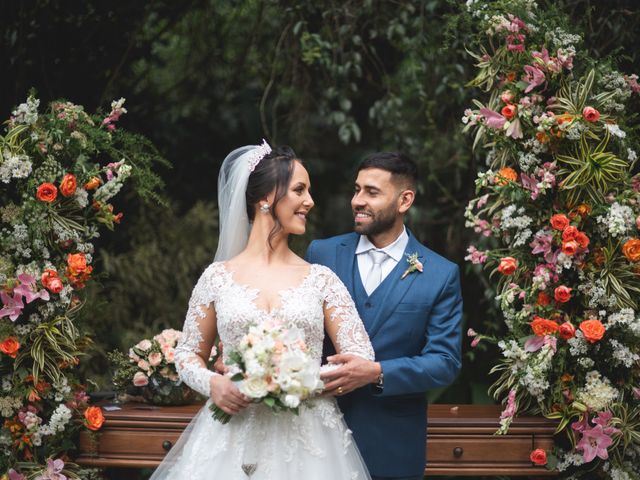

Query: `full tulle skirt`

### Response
(149, 397, 371, 480)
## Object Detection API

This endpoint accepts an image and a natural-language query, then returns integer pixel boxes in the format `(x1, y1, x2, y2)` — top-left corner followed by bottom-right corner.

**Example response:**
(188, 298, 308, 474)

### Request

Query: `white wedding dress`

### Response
(150, 262, 374, 480)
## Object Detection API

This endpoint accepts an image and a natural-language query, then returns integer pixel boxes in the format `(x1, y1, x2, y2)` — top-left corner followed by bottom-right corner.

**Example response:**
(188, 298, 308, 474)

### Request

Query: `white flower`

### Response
(11, 97, 40, 124)
(282, 394, 301, 408)
(576, 370, 619, 411)
(239, 377, 269, 399)
(136, 339, 152, 351)
(46, 404, 72, 434)
(605, 123, 626, 138)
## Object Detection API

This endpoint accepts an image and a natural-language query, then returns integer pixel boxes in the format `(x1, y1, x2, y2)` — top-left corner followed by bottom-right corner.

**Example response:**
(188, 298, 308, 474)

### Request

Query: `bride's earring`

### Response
(260, 203, 270, 214)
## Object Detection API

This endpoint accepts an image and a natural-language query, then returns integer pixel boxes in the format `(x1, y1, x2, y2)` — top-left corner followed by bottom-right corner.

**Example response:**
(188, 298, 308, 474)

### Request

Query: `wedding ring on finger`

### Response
(337, 386, 344, 395)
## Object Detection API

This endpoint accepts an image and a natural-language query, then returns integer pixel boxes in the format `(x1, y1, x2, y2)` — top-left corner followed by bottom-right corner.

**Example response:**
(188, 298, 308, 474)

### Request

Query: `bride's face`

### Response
(273, 160, 314, 235)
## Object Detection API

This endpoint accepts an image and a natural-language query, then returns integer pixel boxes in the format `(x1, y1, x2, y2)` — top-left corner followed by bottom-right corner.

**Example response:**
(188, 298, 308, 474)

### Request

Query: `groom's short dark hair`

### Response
(357, 152, 418, 190)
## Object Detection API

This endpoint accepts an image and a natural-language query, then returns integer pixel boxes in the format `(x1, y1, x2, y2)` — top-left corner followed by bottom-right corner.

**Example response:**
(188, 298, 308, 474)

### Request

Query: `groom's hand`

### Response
(321, 354, 381, 396)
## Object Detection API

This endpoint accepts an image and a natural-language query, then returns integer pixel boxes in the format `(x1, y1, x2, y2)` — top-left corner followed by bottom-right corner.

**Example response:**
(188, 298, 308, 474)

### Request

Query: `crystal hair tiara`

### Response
(248, 139, 272, 172)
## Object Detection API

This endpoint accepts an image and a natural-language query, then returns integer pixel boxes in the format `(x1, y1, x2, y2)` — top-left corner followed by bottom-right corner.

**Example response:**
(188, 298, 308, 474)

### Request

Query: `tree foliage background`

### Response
(3, 0, 639, 404)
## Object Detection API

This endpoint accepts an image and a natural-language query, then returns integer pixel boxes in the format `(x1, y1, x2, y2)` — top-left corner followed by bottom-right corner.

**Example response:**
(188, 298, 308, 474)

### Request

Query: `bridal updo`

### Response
(246, 145, 301, 243)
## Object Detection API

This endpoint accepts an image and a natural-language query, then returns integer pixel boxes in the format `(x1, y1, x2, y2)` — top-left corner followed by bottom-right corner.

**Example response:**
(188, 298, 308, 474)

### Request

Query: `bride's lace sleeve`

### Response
(319, 266, 375, 361)
(174, 264, 220, 397)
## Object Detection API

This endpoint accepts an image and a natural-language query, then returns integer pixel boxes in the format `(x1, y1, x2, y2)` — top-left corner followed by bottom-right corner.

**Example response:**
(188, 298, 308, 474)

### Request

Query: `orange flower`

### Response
(558, 322, 576, 340)
(506, 71, 517, 82)
(530, 448, 547, 466)
(561, 240, 578, 256)
(556, 113, 574, 125)
(622, 238, 640, 262)
(536, 291, 551, 306)
(530, 316, 559, 336)
(579, 319, 605, 343)
(84, 406, 105, 431)
(562, 226, 579, 241)
(535, 131, 549, 144)
(592, 247, 605, 266)
(67, 253, 89, 275)
(560, 373, 574, 383)
(59, 173, 77, 197)
(554, 285, 572, 303)
(550, 214, 569, 231)
(36, 183, 58, 203)
(497, 257, 518, 275)
(28, 389, 41, 402)
(0, 337, 20, 358)
(575, 232, 590, 249)
(569, 203, 591, 219)
(495, 167, 518, 186)
(84, 177, 102, 190)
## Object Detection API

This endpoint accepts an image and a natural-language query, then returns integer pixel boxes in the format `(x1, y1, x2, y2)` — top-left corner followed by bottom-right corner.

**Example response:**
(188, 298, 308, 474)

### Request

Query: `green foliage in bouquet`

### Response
(461, 0, 640, 477)
(0, 96, 166, 478)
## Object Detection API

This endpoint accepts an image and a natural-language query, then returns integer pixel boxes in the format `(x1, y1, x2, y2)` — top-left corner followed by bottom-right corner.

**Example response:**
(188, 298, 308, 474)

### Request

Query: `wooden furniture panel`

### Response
(77, 403, 558, 476)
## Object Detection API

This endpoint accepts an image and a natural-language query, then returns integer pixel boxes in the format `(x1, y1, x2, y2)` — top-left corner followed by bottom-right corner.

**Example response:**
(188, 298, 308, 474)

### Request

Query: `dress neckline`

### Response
(219, 262, 316, 315)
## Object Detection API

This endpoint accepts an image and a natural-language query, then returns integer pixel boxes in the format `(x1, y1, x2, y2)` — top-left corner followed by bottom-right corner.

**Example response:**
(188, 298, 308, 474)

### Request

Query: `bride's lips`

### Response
(295, 211, 308, 221)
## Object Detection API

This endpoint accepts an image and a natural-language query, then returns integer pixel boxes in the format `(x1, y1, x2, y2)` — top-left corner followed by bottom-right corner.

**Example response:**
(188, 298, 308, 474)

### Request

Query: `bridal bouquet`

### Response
(210, 319, 324, 423)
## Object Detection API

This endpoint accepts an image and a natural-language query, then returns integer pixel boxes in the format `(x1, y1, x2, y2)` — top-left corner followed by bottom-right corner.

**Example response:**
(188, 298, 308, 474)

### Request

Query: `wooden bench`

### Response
(77, 403, 557, 477)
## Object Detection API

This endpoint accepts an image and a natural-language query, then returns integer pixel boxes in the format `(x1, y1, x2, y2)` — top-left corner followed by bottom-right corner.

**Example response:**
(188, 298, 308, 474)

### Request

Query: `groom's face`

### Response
(351, 168, 400, 236)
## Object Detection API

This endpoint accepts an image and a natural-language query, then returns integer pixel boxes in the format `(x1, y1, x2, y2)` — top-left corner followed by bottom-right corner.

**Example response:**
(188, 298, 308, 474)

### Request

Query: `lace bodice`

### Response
(174, 262, 375, 397)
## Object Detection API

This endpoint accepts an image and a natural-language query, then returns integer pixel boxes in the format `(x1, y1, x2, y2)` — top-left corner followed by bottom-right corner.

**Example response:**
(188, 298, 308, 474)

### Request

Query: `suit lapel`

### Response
(366, 231, 424, 339)
(336, 234, 358, 300)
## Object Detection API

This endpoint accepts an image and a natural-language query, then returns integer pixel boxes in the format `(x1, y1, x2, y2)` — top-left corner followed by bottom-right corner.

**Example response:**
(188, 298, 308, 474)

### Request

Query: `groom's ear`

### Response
(398, 189, 415, 213)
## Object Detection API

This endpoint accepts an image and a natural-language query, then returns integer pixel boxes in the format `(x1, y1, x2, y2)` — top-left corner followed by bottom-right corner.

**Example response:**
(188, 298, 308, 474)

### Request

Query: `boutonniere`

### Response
(401, 252, 423, 279)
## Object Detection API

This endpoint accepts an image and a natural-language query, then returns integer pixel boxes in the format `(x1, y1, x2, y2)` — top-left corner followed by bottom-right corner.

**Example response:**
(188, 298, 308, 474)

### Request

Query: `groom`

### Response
(305, 152, 462, 480)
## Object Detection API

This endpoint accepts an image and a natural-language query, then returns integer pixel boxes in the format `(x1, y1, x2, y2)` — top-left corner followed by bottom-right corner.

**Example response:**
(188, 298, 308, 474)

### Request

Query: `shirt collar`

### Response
(355, 226, 408, 262)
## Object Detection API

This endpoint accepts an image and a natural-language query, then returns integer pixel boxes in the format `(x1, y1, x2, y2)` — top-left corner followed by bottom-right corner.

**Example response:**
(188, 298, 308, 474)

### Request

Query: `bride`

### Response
(150, 142, 374, 479)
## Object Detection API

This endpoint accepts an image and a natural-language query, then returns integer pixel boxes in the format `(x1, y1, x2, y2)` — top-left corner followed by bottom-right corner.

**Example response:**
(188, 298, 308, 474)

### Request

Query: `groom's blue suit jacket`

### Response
(305, 229, 462, 477)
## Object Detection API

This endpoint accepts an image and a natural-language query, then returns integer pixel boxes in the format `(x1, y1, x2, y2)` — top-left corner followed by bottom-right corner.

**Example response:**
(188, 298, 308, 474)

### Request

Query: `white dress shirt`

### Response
(356, 227, 409, 295)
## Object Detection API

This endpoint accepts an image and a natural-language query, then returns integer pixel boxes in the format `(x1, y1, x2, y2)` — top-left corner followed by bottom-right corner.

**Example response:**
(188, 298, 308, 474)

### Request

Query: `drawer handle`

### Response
(453, 447, 463, 458)
(162, 440, 173, 451)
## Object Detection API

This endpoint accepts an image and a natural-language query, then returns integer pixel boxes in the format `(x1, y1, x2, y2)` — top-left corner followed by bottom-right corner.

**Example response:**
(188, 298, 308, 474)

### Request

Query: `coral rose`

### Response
(622, 238, 640, 262)
(562, 226, 579, 241)
(0, 337, 20, 358)
(530, 316, 559, 336)
(582, 106, 600, 122)
(59, 173, 77, 197)
(84, 406, 105, 431)
(579, 319, 605, 343)
(501, 104, 517, 120)
(561, 240, 578, 256)
(497, 257, 518, 275)
(550, 214, 569, 231)
(569, 203, 591, 219)
(41, 269, 63, 294)
(559, 322, 576, 340)
(575, 232, 590, 249)
(36, 183, 58, 203)
(530, 448, 547, 466)
(495, 167, 518, 186)
(554, 285, 572, 303)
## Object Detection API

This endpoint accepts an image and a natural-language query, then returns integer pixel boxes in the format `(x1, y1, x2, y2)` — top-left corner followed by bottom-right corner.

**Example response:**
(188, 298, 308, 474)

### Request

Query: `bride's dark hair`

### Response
(246, 145, 300, 246)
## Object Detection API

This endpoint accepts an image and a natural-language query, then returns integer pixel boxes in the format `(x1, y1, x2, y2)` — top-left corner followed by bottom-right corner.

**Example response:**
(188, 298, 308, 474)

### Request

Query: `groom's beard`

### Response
(353, 205, 397, 236)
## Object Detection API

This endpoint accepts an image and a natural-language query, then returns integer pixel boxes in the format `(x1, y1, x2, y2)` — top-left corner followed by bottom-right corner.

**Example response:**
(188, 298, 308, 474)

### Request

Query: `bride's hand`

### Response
(210, 375, 250, 415)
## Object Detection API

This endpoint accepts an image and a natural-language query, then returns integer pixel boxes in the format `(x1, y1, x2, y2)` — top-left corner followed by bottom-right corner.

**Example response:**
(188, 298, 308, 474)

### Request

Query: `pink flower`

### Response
(576, 423, 614, 462)
(148, 352, 163, 367)
(524, 335, 557, 353)
(9, 469, 27, 480)
(520, 173, 540, 200)
(465, 246, 488, 264)
(479, 108, 506, 129)
(477, 194, 489, 208)
(557, 48, 574, 70)
(507, 15, 527, 32)
(582, 106, 600, 122)
(14, 273, 50, 304)
(625, 74, 640, 93)
(133, 371, 149, 387)
(37, 458, 67, 480)
(530, 233, 553, 257)
(523, 65, 546, 93)
(632, 175, 640, 192)
(506, 118, 523, 139)
(633, 387, 640, 400)
(473, 219, 492, 237)
(136, 339, 152, 351)
(137, 359, 150, 371)
(500, 388, 517, 421)
(506, 33, 526, 52)
(0, 291, 25, 321)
